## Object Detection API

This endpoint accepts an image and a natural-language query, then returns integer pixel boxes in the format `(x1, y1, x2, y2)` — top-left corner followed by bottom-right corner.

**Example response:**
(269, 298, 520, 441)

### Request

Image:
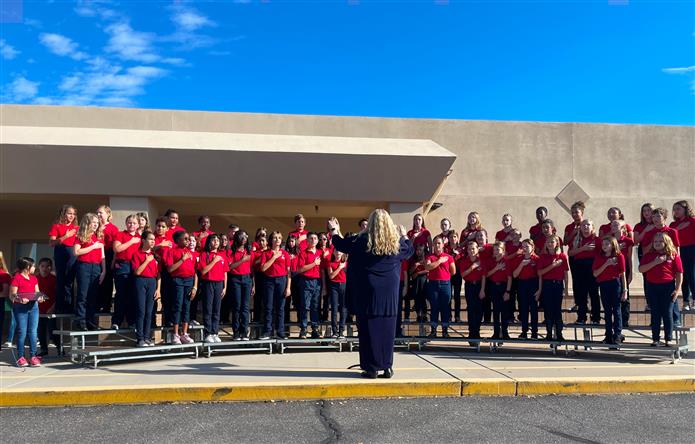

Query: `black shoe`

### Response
(530, 332, 539, 340)
(518, 332, 528, 339)
(311, 330, 321, 339)
(543, 334, 554, 341)
(601, 336, 614, 344)
(613, 335, 622, 345)
(75, 325, 88, 331)
(619, 334, 625, 342)
(378, 368, 394, 379)
(299, 329, 307, 339)
(442, 330, 450, 338)
(575, 319, 586, 325)
(502, 332, 511, 340)
(361, 370, 378, 379)
(427, 330, 437, 338)
(489, 333, 500, 340)
(277, 333, 288, 340)
(454, 317, 461, 323)
(556, 335, 566, 342)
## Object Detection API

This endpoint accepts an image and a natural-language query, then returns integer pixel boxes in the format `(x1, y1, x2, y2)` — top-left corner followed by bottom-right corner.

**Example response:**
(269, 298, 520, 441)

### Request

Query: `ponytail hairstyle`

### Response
(56, 204, 77, 224)
(97, 205, 112, 222)
(16, 257, 35, 273)
(233, 230, 252, 255)
(608, 207, 625, 221)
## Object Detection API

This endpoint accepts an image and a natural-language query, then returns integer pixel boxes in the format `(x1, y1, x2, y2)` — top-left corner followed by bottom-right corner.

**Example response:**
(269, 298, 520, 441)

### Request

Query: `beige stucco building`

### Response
(1, 104, 693, 290)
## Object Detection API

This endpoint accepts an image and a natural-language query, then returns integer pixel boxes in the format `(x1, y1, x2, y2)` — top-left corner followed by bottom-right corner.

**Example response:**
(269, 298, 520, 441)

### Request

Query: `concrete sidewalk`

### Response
(1, 339, 694, 407)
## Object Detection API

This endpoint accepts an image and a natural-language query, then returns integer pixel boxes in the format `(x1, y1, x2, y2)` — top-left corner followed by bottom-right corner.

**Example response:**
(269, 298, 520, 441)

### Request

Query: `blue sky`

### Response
(1, 0, 693, 125)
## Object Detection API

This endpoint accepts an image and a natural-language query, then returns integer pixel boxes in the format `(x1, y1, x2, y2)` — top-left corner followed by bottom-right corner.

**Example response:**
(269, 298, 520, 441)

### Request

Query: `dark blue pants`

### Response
(682, 244, 695, 305)
(428, 280, 451, 330)
(646, 281, 676, 341)
(599, 278, 623, 339)
(264, 275, 287, 335)
(160, 270, 173, 327)
(357, 315, 396, 373)
(450, 274, 462, 320)
(621, 261, 631, 327)
(98, 248, 114, 313)
(171, 277, 194, 326)
(300, 277, 321, 330)
(253, 272, 265, 323)
(542, 279, 564, 338)
(409, 275, 428, 318)
(573, 258, 601, 322)
(330, 281, 347, 333)
(203, 280, 223, 336)
(518, 278, 539, 334)
(230, 274, 252, 335)
(134, 276, 156, 342)
(465, 281, 483, 338)
(489, 281, 510, 336)
(75, 262, 101, 329)
(53, 245, 76, 312)
(112, 261, 135, 327)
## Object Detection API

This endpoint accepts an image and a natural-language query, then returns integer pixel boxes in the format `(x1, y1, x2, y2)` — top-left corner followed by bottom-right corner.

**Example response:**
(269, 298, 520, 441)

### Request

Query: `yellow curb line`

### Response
(2, 378, 694, 407)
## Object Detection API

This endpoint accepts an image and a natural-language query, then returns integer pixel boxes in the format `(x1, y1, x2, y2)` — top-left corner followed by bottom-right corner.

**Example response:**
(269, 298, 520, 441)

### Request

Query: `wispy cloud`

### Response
(74, 0, 118, 21)
(105, 21, 159, 63)
(39, 33, 88, 60)
(172, 8, 216, 32)
(167, 4, 218, 50)
(0, 39, 20, 59)
(663, 66, 695, 74)
(3, 76, 40, 101)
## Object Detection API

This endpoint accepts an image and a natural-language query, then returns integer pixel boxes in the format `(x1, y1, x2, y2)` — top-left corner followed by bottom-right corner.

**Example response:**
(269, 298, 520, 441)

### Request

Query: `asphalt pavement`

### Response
(2, 393, 693, 443)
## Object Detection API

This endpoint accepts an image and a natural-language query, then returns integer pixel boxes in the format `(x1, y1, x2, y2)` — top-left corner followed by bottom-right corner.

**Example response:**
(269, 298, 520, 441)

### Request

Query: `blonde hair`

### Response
(601, 236, 621, 257)
(77, 213, 103, 244)
(543, 234, 562, 254)
(97, 205, 112, 221)
(467, 212, 481, 230)
(0, 251, 8, 273)
(654, 232, 677, 257)
(366, 209, 401, 256)
(56, 204, 77, 224)
(573, 219, 595, 249)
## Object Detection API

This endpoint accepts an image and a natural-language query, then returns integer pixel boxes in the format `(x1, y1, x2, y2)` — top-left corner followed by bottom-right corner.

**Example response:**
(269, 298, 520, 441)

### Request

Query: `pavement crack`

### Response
(316, 400, 343, 443)
(537, 426, 603, 444)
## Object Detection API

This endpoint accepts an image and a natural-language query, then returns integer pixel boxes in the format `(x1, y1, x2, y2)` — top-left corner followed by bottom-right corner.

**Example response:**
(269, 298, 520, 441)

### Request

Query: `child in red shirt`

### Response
(325, 250, 348, 338)
(484, 242, 512, 339)
(511, 239, 540, 339)
(132, 231, 161, 347)
(197, 234, 227, 344)
(538, 235, 569, 341)
(567, 219, 599, 324)
(36, 258, 57, 356)
(229, 230, 255, 340)
(424, 236, 456, 338)
(593, 236, 627, 344)
(48, 204, 78, 313)
(10, 257, 42, 367)
(459, 241, 485, 339)
(73, 213, 106, 331)
(408, 244, 429, 323)
(166, 230, 198, 345)
(260, 231, 292, 339)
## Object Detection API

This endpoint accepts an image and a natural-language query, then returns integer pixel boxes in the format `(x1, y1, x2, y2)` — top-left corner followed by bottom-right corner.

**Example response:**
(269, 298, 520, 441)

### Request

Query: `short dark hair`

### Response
(173, 231, 187, 243)
(164, 209, 178, 217)
(359, 218, 368, 226)
(228, 223, 239, 230)
(16, 257, 35, 271)
(198, 215, 210, 224)
(38, 257, 53, 266)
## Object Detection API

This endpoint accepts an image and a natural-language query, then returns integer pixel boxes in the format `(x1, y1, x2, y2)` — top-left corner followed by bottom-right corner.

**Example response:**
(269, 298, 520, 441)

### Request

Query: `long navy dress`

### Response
(332, 233, 414, 372)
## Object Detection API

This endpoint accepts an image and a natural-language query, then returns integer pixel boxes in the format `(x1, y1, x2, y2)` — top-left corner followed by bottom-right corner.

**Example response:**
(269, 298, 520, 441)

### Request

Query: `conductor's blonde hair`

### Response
(366, 209, 401, 256)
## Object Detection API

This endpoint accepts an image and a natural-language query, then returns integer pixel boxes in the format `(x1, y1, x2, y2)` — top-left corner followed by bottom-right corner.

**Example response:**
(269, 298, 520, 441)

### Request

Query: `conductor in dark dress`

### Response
(328, 210, 414, 379)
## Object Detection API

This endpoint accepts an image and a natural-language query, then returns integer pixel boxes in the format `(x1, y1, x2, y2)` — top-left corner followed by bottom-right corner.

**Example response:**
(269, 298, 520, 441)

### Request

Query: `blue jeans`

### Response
(171, 277, 194, 326)
(230, 274, 252, 335)
(542, 279, 564, 338)
(203, 280, 223, 336)
(300, 278, 321, 330)
(112, 261, 135, 327)
(264, 275, 287, 335)
(517, 278, 539, 334)
(13, 301, 39, 359)
(646, 281, 676, 341)
(330, 281, 347, 332)
(599, 278, 623, 339)
(75, 262, 102, 329)
(134, 277, 156, 342)
(428, 280, 452, 330)
(465, 281, 483, 338)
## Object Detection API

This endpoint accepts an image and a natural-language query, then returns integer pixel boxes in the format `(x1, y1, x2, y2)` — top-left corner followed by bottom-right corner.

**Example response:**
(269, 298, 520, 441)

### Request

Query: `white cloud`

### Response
(663, 66, 695, 74)
(74, 0, 118, 20)
(3, 77, 40, 102)
(166, 5, 218, 50)
(172, 9, 216, 32)
(0, 39, 19, 59)
(39, 33, 88, 60)
(24, 18, 42, 28)
(105, 22, 160, 63)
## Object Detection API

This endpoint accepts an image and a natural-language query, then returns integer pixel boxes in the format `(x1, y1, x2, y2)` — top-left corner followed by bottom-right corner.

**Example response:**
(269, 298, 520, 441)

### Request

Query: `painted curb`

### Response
(516, 378, 695, 396)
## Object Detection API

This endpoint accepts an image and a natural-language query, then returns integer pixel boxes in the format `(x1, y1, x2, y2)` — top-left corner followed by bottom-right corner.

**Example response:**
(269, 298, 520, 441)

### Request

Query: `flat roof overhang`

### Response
(0, 125, 456, 203)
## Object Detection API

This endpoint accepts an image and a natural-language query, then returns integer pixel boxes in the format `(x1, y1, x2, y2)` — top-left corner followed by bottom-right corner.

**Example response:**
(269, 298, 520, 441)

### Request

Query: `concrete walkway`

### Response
(1, 336, 694, 406)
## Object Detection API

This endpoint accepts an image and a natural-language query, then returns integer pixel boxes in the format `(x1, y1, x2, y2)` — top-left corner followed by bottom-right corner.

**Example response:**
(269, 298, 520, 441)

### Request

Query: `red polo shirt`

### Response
(165, 225, 186, 241)
(670, 217, 695, 247)
(197, 251, 227, 281)
(289, 229, 309, 250)
(598, 222, 633, 238)
(572, 234, 598, 260)
(457, 255, 484, 282)
(49, 222, 78, 247)
(102, 222, 119, 250)
(261, 249, 291, 277)
(592, 254, 626, 283)
(11, 273, 38, 299)
(299, 248, 323, 279)
(75, 234, 104, 264)
(228, 249, 253, 275)
(641, 252, 684, 284)
(408, 228, 431, 247)
(167, 246, 196, 279)
(427, 253, 454, 281)
(509, 254, 540, 280)
(495, 228, 513, 243)
(36, 273, 56, 314)
(131, 250, 159, 278)
(114, 231, 141, 262)
(641, 226, 680, 249)
(538, 253, 569, 281)
(328, 260, 347, 283)
(484, 257, 510, 284)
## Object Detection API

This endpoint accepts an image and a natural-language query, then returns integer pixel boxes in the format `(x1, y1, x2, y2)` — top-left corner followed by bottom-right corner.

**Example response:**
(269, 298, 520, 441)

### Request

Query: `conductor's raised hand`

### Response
(327, 217, 341, 234)
(397, 225, 408, 238)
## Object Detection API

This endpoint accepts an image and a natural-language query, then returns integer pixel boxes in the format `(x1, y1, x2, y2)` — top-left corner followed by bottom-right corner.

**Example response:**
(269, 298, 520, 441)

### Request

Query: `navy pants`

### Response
(409, 275, 428, 319)
(428, 280, 451, 331)
(465, 281, 483, 338)
(263, 275, 287, 335)
(300, 277, 321, 330)
(230, 274, 252, 335)
(357, 315, 396, 373)
(450, 274, 463, 320)
(112, 261, 135, 327)
(203, 280, 223, 336)
(518, 278, 539, 334)
(330, 281, 347, 333)
(53, 245, 76, 312)
(599, 278, 623, 340)
(542, 279, 564, 338)
(682, 245, 695, 305)
(134, 276, 156, 342)
(646, 281, 676, 342)
(253, 272, 265, 323)
(98, 248, 114, 313)
(171, 276, 194, 326)
(573, 258, 601, 322)
(489, 281, 509, 336)
(75, 262, 101, 329)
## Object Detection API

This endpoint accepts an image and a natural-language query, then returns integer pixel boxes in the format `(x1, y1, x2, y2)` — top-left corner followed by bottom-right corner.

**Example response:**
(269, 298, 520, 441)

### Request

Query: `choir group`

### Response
(1, 200, 693, 368)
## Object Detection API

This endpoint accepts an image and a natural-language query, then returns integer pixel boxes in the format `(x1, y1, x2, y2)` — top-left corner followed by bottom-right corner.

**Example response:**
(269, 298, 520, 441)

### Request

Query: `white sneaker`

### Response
(171, 334, 182, 345)
(214, 334, 222, 343)
(204, 334, 216, 343)
(111, 324, 119, 330)
(180, 334, 194, 344)
(190, 320, 200, 326)
(3, 341, 13, 348)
